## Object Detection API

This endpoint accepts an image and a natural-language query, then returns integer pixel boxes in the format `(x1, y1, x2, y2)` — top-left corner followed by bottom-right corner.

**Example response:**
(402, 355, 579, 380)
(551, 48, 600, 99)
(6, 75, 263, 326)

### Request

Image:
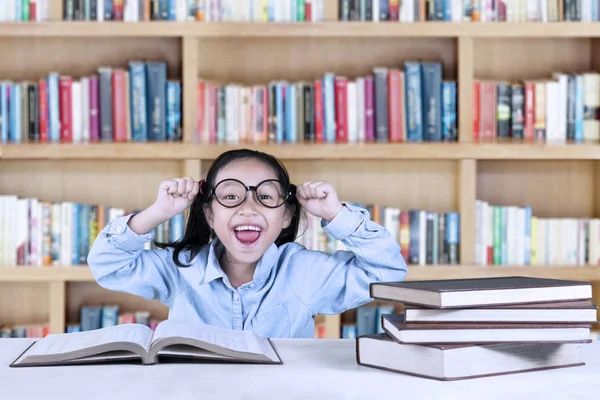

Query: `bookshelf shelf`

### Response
(2, 265, 600, 282)
(1, 1, 600, 339)
(2, 21, 600, 39)
(4, 142, 600, 160)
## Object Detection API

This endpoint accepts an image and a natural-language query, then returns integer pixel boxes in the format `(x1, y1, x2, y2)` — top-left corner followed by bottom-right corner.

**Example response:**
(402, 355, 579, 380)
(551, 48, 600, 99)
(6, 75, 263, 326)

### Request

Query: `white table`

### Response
(1, 338, 599, 400)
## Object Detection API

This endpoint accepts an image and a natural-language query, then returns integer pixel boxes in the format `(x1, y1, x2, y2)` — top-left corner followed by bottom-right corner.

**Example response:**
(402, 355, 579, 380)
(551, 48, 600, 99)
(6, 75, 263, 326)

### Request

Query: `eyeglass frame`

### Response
(206, 178, 294, 209)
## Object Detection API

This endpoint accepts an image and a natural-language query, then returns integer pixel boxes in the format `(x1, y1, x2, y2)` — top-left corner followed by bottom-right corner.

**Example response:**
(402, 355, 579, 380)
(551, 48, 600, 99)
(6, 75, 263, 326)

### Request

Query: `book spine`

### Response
(286, 83, 296, 143)
(323, 73, 335, 143)
(404, 62, 423, 141)
(304, 83, 314, 142)
(98, 68, 113, 141)
(373, 68, 388, 142)
(59, 76, 72, 142)
(496, 82, 511, 138)
(29, 83, 39, 141)
(313, 79, 324, 143)
(88, 75, 99, 141)
(388, 69, 401, 142)
(38, 79, 48, 142)
(335, 76, 348, 142)
(421, 62, 442, 141)
(145, 62, 167, 141)
(129, 61, 148, 142)
(364, 75, 375, 142)
(511, 83, 524, 139)
(112, 69, 127, 142)
(442, 81, 457, 141)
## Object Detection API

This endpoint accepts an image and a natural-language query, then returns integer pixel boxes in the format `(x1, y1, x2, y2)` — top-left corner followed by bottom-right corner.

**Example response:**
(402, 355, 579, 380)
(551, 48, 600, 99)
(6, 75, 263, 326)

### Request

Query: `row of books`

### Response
(196, 62, 457, 144)
(0, 195, 185, 267)
(357, 276, 595, 380)
(0, 322, 49, 338)
(74, 305, 162, 332)
(474, 72, 600, 143)
(0, 0, 49, 21)
(0, 61, 181, 144)
(476, 200, 600, 266)
(338, 0, 576, 22)
(295, 204, 460, 265)
(63, 0, 326, 22)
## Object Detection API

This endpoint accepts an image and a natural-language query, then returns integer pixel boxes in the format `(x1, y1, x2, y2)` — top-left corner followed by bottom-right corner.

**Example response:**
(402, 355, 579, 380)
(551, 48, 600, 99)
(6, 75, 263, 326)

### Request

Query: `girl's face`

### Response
(203, 158, 294, 266)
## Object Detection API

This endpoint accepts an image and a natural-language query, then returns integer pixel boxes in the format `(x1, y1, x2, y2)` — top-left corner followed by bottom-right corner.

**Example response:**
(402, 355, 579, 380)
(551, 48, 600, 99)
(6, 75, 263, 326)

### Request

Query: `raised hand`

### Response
(152, 177, 200, 220)
(295, 181, 344, 223)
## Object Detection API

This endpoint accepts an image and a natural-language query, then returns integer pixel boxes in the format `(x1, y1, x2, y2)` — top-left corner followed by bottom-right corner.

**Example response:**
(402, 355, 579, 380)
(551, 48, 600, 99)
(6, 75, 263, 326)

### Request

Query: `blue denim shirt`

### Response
(87, 203, 408, 338)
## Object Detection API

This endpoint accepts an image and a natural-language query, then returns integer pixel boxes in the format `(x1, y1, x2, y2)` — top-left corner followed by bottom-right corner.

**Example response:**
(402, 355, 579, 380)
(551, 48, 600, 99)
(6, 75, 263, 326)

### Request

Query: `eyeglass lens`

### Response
(214, 179, 286, 208)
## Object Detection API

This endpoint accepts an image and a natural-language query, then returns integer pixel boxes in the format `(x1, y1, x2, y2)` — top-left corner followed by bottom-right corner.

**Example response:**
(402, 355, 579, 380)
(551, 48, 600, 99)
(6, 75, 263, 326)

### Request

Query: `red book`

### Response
(388, 69, 403, 142)
(38, 79, 48, 142)
(29, 1, 36, 21)
(208, 83, 217, 143)
(197, 80, 205, 142)
(334, 76, 348, 143)
(473, 80, 480, 141)
(314, 79, 324, 143)
(112, 69, 127, 142)
(59, 76, 73, 143)
(305, 0, 312, 20)
(524, 81, 535, 141)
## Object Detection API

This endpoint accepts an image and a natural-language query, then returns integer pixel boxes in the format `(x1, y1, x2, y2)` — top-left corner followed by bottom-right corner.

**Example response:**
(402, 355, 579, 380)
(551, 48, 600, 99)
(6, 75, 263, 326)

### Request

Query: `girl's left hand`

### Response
(296, 181, 344, 223)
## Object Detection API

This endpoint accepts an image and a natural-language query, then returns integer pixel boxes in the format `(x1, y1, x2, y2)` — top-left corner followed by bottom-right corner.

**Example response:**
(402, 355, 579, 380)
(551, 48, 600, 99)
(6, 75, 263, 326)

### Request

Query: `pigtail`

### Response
(275, 183, 302, 246)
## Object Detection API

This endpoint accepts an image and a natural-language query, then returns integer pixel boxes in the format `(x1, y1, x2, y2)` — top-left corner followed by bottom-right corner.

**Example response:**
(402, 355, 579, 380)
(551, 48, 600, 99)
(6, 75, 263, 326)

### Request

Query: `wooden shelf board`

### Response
(3, 142, 600, 160)
(1, 21, 600, 38)
(0, 267, 93, 282)
(2, 265, 600, 282)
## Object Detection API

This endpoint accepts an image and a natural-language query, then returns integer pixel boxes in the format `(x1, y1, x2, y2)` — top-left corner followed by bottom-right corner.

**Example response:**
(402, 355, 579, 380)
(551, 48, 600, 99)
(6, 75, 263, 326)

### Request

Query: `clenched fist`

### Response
(152, 177, 200, 219)
(296, 181, 344, 223)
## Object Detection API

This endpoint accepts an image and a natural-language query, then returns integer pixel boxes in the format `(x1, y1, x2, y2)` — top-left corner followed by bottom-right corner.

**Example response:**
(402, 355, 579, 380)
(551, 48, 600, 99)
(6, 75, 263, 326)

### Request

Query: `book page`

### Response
(25, 324, 154, 357)
(152, 319, 277, 360)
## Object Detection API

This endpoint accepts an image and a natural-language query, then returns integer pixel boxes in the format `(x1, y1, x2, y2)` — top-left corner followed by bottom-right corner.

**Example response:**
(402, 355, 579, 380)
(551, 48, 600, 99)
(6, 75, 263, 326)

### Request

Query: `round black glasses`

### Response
(210, 178, 291, 209)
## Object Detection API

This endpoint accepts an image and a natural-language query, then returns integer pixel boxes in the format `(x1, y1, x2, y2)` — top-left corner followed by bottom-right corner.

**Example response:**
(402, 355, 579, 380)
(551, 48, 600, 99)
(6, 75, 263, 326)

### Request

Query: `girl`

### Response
(87, 149, 408, 338)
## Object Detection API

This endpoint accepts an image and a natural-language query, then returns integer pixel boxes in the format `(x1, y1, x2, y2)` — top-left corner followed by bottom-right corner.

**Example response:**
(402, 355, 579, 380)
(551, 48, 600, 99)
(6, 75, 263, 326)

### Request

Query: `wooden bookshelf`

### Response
(5, 141, 600, 160)
(2, 1, 600, 338)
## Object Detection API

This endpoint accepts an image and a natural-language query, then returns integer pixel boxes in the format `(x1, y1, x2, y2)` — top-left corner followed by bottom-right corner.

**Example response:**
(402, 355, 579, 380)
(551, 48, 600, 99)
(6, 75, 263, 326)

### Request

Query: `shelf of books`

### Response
(2, 0, 600, 340)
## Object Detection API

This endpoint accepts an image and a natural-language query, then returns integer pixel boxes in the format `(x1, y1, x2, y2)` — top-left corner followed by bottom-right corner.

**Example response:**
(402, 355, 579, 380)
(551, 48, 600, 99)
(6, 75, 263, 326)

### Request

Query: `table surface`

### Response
(1, 338, 599, 400)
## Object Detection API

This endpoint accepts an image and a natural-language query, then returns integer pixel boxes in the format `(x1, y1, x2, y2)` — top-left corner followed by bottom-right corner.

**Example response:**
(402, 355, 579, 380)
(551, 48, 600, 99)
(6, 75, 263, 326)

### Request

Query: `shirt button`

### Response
(249, 283, 255, 288)
(116, 225, 124, 233)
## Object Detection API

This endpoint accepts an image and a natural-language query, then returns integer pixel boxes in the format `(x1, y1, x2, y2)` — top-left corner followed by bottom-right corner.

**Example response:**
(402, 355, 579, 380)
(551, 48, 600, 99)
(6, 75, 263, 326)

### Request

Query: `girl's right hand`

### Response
(151, 177, 200, 219)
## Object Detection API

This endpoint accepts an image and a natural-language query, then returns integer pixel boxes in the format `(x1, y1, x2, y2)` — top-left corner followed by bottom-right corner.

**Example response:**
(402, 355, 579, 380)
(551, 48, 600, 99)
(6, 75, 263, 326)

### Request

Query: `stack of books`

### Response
(356, 276, 597, 381)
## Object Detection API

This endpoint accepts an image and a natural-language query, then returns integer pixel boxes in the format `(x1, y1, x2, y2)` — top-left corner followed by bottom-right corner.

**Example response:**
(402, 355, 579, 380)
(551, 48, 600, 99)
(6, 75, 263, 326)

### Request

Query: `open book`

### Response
(10, 319, 282, 367)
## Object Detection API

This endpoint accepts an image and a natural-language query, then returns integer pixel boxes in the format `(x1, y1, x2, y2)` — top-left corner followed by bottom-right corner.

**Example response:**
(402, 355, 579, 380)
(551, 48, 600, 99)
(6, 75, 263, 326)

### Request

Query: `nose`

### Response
(237, 190, 259, 215)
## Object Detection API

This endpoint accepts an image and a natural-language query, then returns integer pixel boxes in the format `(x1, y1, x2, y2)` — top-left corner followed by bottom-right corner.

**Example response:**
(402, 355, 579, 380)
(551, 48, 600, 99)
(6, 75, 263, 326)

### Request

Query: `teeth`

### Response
(234, 225, 262, 232)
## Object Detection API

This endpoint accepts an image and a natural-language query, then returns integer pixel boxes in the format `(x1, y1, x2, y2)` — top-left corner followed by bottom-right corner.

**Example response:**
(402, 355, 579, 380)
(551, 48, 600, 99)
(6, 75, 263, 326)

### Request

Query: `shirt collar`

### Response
(197, 238, 280, 286)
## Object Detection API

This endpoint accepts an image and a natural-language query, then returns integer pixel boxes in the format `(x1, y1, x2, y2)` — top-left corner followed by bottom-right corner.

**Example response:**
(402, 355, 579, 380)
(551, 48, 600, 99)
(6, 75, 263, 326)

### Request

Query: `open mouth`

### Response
(233, 225, 263, 246)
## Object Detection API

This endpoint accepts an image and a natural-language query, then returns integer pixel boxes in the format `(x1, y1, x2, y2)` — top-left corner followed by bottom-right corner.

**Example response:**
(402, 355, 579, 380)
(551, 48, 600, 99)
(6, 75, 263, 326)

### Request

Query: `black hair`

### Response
(154, 149, 301, 268)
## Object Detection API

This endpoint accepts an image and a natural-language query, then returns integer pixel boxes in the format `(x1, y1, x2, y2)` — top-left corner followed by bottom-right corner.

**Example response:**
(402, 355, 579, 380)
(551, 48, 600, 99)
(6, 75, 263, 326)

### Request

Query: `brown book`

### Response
(403, 300, 598, 323)
(370, 276, 593, 308)
(382, 313, 593, 345)
(356, 333, 585, 381)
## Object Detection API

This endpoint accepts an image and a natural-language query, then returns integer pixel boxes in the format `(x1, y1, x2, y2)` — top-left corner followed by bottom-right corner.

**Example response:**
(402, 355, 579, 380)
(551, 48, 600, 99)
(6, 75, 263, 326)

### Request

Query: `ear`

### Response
(203, 205, 215, 230)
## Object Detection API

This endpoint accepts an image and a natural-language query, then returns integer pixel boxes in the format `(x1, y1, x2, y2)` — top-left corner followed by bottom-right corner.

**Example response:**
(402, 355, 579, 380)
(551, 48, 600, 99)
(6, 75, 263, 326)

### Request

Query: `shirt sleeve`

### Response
(86, 214, 186, 307)
(288, 203, 408, 315)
